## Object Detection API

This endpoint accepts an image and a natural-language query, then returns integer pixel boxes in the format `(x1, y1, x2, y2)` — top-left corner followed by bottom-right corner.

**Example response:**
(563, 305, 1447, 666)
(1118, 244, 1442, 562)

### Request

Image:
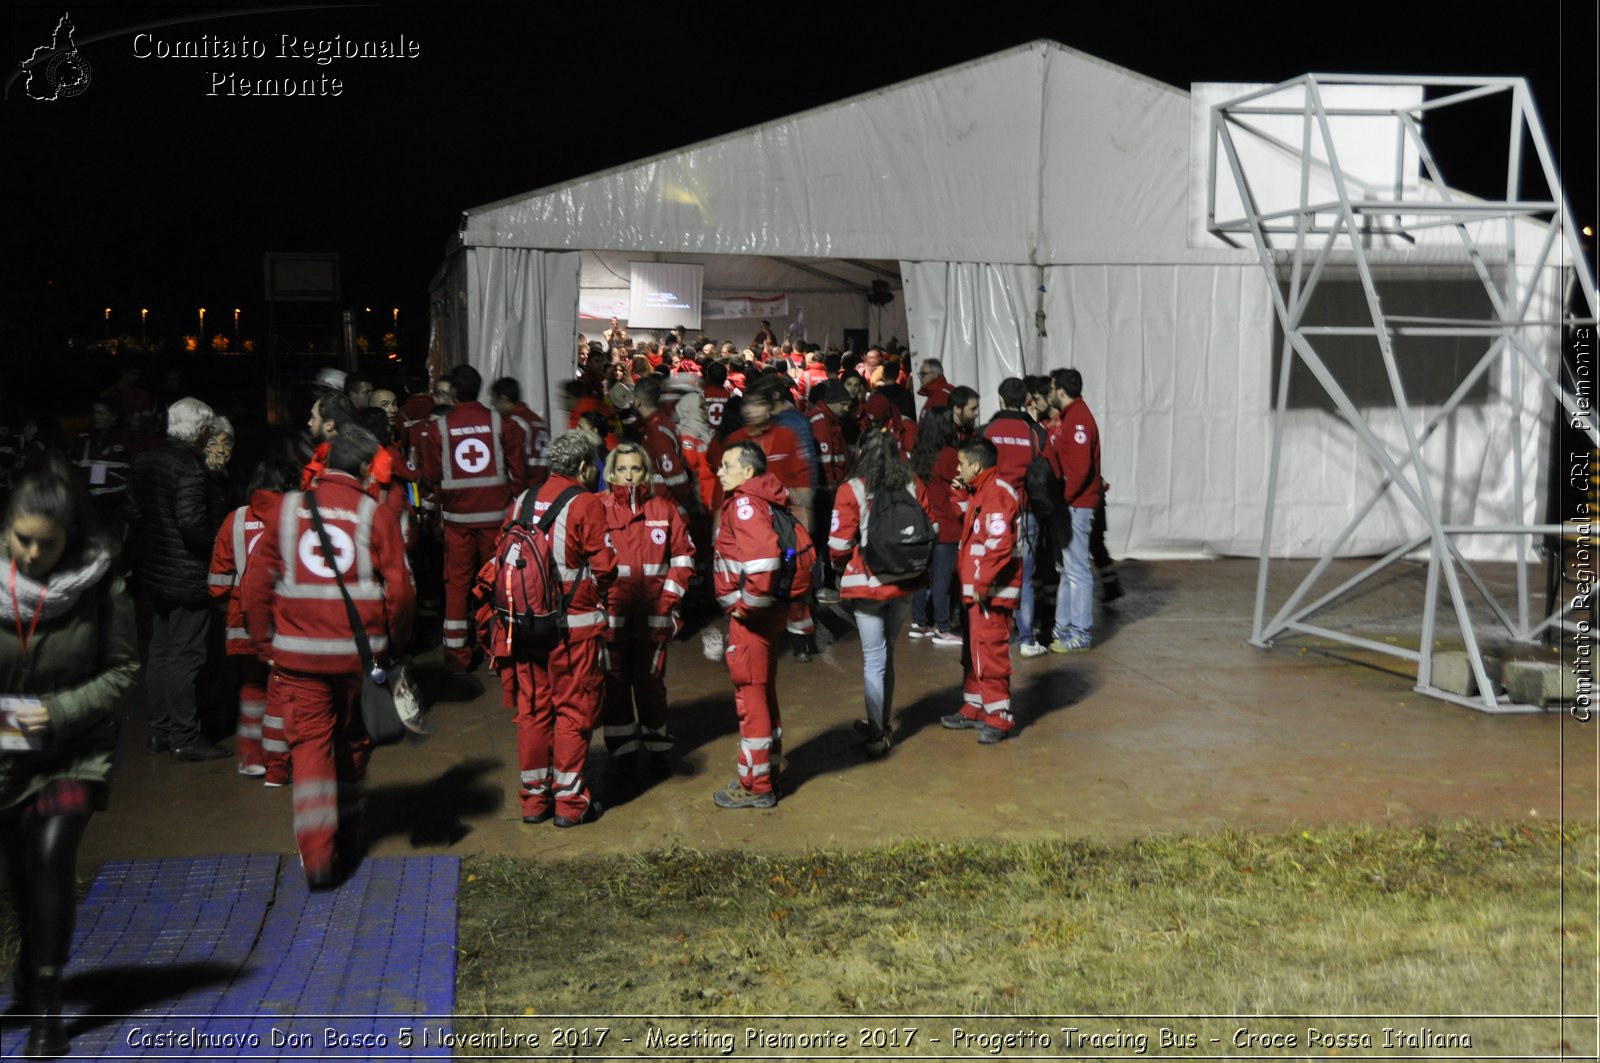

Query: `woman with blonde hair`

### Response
(597, 442, 694, 779)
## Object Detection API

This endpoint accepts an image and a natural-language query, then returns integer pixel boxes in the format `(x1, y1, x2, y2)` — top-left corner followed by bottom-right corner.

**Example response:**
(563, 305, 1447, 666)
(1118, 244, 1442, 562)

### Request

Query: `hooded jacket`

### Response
(956, 466, 1023, 608)
(713, 473, 814, 617)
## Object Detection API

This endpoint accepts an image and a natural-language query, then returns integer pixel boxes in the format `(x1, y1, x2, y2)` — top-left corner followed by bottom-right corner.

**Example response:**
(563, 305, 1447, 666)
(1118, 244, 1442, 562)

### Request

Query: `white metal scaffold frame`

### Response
(1208, 74, 1598, 714)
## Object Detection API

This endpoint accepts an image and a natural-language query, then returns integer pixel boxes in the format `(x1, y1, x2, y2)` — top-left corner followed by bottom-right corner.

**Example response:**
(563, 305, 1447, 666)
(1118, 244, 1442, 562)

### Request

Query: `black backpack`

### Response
(861, 484, 936, 583)
(761, 505, 812, 601)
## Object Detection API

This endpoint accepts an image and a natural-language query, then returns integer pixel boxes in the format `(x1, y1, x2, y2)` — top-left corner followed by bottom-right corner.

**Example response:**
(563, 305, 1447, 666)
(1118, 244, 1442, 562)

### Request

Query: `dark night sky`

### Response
(2, 2, 1594, 359)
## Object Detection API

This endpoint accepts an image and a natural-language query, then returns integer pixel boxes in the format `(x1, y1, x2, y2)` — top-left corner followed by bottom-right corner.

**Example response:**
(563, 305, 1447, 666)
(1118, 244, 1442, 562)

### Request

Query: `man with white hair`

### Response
(127, 396, 229, 761)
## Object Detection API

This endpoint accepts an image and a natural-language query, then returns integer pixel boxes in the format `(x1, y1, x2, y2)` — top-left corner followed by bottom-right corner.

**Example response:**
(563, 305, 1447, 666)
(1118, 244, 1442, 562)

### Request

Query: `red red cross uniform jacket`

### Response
(713, 473, 814, 796)
(704, 385, 739, 431)
(807, 403, 849, 489)
(599, 484, 694, 757)
(981, 410, 1048, 493)
(954, 466, 1022, 733)
(505, 401, 551, 487)
(419, 399, 527, 669)
(828, 476, 936, 602)
(210, 492, 276, 655)
(240, 473, 416, 674)
(918, 374, 954, 411)
(1045, 399, 1104, 510)
(238, 471, 415, 878)
(724, 421, 816, 636)
(209, 491, 286, 778)
(639, 409, 693, 507)
(419, 400, 528, 527)
(501, 474, 618, 822)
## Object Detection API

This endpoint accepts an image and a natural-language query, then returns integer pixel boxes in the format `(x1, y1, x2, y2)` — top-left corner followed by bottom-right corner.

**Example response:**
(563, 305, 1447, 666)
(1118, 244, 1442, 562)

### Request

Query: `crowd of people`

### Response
(0, 327, 1117, 1054)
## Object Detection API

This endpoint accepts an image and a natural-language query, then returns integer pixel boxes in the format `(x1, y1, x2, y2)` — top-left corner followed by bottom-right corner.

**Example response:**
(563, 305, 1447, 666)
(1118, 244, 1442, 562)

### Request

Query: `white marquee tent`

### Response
(435, 40, 1565, 560)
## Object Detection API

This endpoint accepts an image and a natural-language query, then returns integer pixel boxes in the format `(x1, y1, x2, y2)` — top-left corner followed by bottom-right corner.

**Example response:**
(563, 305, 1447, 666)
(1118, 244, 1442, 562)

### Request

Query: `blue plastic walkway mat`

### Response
(0, 854, 458, 1060)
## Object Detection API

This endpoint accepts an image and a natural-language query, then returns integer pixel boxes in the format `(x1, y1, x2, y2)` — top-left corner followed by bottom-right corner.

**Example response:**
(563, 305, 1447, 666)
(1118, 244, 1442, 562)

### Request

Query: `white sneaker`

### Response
(908, 624, 934, 639)
(1018, 640, 1049, 658)
(237, 762, 267, 777)
(930, 631, 964, 647)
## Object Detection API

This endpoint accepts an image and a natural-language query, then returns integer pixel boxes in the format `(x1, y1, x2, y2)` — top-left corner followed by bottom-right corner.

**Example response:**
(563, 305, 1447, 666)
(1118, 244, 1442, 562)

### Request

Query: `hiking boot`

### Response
(941, 712, 980, 730)
(522, 808, 555, 825)
(554, 800, 603, 828)
(977, 724, 1009, 744)
(712, 779, 776, 810)
(930, 630, 963, 647)
(1018, 640, 1049, 658)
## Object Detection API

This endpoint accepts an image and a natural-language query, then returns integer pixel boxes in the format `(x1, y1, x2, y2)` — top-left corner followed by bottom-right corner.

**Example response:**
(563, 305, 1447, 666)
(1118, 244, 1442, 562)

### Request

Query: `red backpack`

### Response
(476, 486, 583, 661)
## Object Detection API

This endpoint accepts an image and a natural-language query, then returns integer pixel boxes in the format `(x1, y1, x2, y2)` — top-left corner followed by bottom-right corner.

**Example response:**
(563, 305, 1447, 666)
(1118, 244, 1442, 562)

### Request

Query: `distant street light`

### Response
(103, 307, 110, 343)
(198, 307, 206, 347)
(141, 308, 148, 345)
(234, 307, 241, 339)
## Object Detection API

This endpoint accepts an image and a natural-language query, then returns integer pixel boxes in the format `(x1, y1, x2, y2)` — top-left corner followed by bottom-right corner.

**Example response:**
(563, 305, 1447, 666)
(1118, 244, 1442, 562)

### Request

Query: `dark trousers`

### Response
(0, 807, 90, 983)
(146, 600, 212, 749)
(912, 542, 960, 632)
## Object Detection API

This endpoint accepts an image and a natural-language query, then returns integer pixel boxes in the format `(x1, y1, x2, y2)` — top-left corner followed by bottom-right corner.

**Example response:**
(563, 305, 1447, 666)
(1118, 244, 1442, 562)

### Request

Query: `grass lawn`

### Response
(456, 822, 1595, 1057)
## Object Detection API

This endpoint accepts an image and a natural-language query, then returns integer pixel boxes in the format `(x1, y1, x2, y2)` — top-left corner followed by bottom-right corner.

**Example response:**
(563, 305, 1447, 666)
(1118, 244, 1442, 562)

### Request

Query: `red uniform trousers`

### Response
(271, 668, 373, 877)
(601, 636, 671, 755)
(235, 656, 289, 784)
(958, 604, 1015, 733)
(511, 636, 603, 820)
(444, 524, 500, 670)
(727, 611, 785, 795)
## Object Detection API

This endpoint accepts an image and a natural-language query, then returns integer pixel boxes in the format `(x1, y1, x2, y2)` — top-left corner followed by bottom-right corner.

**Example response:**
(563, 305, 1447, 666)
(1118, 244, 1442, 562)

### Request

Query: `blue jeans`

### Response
(1015, 511, 1038, 643)
(853, 597, 911, 733)
(911, 542, 958, 632)
(1053, 507, 1095, 643)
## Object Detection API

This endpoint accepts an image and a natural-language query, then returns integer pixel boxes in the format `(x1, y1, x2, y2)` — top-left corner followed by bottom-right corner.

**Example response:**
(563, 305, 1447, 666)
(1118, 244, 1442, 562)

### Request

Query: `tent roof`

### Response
(462, 40, 1244, 266)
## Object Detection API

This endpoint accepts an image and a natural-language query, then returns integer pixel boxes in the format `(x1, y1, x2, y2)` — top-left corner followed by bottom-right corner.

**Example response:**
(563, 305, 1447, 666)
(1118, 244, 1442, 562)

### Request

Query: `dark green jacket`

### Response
(0, 545, 137, 810)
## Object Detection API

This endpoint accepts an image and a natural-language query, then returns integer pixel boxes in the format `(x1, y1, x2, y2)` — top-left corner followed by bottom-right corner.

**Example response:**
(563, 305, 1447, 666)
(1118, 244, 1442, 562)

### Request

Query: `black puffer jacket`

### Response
(126, 439, 219, 604)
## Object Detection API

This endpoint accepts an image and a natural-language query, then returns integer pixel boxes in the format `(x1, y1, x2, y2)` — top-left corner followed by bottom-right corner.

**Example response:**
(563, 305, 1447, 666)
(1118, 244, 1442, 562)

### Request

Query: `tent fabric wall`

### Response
(904, 260, 1563, 561)
(465, 247, 581, 426)
(899, 261, 1036, 399)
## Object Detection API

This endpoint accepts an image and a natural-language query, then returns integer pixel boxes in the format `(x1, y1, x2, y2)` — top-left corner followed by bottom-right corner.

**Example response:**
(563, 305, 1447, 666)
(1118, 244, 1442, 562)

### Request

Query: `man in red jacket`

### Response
(941, 437, 1022, 743)
(501, 431, 617, 827)
(419, 365, 526, 672)
(633, 376, 694, 508)
(240, 428, 415, 888)
(712, 441, 812, 808)
(489, 375, 550, 489)
(1045, 368, 1103, 652)
(916, 358, 954, 413)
